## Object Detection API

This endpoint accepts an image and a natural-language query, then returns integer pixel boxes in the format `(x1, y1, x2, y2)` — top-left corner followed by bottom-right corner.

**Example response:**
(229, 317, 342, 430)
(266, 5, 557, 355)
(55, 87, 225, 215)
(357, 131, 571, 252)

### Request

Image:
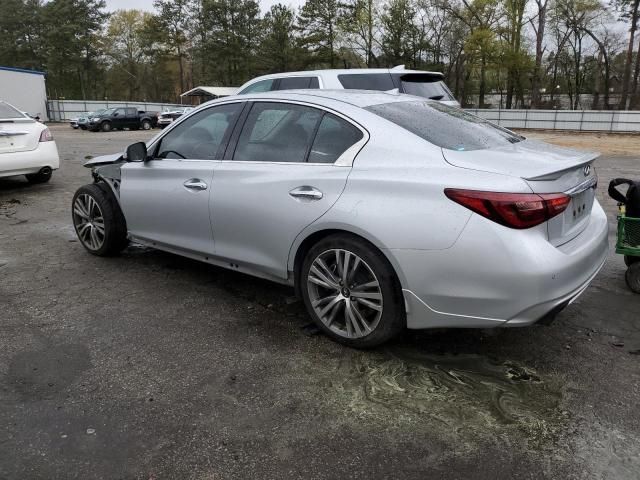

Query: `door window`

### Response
(113, 108, 126, 117)
(126, 107, 137, 116)
(337, 73, 395, 91)
(308, 113, 363, 163)
(155, 103, 242, 159)
(238, 79, 275, 94)
(233, 102, 322, 163)
(276, 77, 319, 90)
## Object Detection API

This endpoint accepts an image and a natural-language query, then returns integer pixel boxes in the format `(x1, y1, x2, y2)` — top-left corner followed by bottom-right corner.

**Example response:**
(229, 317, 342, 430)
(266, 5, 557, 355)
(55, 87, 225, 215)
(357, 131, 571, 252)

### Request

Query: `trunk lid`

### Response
(442, 139, 598, 246)
(0, 120, 41, 154)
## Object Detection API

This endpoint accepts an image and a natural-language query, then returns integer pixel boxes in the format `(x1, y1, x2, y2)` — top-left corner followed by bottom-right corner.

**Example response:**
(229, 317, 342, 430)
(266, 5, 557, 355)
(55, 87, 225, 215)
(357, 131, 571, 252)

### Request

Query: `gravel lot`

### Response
(1, 125, 639, 479)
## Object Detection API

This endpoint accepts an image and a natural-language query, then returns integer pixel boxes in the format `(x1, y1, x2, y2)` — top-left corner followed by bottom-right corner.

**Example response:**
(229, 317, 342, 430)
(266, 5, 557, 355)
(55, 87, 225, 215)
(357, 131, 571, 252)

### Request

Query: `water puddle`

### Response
(330, 348, 565, 445)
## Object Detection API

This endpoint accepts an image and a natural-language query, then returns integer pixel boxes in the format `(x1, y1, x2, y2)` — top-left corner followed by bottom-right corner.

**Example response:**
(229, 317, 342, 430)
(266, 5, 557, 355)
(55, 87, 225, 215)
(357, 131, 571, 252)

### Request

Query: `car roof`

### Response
(219, 89, 419, 109)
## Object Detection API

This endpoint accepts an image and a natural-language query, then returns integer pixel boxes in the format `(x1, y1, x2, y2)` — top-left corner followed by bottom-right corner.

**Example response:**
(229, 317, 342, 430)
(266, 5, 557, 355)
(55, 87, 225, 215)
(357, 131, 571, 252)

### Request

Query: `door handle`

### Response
(183, 178, 208, 191)
(289, 186, 323, 200)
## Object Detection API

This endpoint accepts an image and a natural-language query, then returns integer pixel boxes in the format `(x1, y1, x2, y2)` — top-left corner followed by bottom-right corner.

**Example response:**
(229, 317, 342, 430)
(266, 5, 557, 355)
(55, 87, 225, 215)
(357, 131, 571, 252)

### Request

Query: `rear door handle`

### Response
(289, 186, 323, 201)
(183, 178, 208, 191)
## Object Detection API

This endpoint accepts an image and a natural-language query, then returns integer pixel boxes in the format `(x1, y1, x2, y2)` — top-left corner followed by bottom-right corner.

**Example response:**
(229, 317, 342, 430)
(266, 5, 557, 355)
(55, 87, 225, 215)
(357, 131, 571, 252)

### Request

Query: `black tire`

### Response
(101, 121, 112, 132)
(626, 263, 640, 294)
(26, 169, 52, 184)
(141, 120, 151, 130)
(300, 233, 405, 348)
(71, 183, 128, 256)
(624, 255, 640, 267)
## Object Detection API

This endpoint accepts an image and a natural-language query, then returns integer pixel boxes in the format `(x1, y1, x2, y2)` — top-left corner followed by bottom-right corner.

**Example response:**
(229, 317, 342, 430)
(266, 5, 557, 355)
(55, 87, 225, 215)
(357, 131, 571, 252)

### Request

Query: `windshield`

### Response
(395, 74, 456, 101)
(89, 109, 105, 116)
(100, 109, 115, 116)
(0, 101, 28, 119)
(366, 100, 524, 151)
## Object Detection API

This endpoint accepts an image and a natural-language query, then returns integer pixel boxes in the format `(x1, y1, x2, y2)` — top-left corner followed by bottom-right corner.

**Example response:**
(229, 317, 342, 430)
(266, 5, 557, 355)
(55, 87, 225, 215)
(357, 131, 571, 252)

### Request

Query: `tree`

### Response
(613, 0, 640, 109)
(259, 4, 301, 73)
(199, 0, 261, 86)
(154, 0, 190, 93)
(529, 0, 549, 107)
(297, 0, 342, 68)
(340, 0, 379, 67)
(380, 0, 419, 67)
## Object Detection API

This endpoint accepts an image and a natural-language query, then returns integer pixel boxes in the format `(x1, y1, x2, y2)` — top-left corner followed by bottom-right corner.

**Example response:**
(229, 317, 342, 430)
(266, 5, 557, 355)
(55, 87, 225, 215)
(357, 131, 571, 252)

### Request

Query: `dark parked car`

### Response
(88, 107, 157, 132)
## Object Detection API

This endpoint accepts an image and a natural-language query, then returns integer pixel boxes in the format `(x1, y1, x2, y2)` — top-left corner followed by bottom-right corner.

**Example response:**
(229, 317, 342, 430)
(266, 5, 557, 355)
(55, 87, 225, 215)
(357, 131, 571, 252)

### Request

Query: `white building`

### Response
(0, 66, 48, 121)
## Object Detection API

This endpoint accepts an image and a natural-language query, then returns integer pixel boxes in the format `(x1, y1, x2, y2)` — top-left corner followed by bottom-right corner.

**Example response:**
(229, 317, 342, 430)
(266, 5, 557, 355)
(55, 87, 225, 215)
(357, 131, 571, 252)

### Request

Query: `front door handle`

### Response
(289, 186, 323, 201)
(183, 178, 208, 191)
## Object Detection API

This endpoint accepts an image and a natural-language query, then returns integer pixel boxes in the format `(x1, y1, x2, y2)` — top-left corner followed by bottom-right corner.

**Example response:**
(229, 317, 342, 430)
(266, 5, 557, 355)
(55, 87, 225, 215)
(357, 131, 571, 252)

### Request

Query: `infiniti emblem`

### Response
(583, 165, 591, 176)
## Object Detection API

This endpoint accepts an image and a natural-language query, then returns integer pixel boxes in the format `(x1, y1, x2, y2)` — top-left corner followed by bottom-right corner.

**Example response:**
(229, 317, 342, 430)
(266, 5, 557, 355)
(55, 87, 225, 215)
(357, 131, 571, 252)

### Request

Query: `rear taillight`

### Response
(39, 128, 53, 142)
(444, 189, 570, 229)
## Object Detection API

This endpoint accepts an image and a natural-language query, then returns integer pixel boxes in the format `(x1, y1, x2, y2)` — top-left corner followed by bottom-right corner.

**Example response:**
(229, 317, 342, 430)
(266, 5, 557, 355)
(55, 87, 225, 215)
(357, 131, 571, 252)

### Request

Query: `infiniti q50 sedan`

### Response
(71, 90, 608, 347)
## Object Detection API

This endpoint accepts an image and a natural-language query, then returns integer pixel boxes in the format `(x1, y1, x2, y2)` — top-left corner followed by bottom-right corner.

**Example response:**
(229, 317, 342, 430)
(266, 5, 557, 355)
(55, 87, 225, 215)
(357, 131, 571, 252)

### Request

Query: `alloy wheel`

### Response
(73, 193, 106, 251)
(306, 248, 383, 339)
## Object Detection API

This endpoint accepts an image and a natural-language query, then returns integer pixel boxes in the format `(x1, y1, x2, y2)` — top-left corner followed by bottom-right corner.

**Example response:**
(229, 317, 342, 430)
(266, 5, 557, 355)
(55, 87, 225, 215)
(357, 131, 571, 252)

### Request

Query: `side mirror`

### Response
(113, 112, 119, 117)
(125, 142, 147, 162)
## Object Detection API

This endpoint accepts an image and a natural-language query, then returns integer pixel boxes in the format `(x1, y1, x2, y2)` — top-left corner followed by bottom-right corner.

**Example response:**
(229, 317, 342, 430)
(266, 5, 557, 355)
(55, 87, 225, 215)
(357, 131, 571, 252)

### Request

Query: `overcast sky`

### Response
(104, 0, 305, 13)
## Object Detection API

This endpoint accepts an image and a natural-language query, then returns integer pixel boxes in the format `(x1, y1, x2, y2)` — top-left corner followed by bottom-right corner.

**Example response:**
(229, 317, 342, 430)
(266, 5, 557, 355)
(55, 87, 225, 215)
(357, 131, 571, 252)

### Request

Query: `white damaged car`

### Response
(0, 101, 60, 183)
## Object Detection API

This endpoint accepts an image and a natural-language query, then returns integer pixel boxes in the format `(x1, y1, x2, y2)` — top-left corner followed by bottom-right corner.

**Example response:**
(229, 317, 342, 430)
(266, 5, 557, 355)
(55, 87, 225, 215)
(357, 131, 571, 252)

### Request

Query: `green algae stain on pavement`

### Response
(328, 348, 566, 449)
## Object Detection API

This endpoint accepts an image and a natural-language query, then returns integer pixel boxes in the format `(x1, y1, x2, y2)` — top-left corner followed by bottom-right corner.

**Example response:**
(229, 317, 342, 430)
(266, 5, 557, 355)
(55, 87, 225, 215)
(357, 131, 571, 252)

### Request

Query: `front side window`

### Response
(338, 73, 395, 91)
(309, 113, 363, 163)
(155, 103, 242, 159)
(233, 102, 322, 163)
(366, 100, 523, 151)
(239, 79, 275, 94)
(113, 108, 126, 116)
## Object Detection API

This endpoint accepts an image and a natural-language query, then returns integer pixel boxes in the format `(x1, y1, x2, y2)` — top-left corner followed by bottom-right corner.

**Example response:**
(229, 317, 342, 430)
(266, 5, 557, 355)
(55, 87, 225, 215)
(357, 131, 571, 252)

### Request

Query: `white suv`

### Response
(236, 66, 460, 107)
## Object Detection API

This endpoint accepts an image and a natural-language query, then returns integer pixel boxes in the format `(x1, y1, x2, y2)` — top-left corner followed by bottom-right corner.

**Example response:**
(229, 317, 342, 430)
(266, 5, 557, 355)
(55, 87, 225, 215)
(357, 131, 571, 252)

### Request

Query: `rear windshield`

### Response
(0, 101, 27, 119)
(394, 74, 455, 101)
(366, 100, 524, 151)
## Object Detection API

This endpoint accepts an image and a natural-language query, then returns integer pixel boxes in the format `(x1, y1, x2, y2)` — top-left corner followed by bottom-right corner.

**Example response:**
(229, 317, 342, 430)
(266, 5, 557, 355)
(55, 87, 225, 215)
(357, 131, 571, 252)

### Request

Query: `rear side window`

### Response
(338, 73, 395, 91)
(394, 74, 455, 101)
(309, 114, 363, 163)
(156, 103, 241, 159)
(366, 100, 523, 151)
(234, 102, 322, 163)
(276, 77, 319, 90)
(0, 102, 27, 119)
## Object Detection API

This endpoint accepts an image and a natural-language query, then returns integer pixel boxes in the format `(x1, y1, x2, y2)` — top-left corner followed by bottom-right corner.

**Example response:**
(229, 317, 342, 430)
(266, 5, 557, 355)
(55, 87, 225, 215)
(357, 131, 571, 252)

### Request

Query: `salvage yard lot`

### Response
(1, 125, 639, 479)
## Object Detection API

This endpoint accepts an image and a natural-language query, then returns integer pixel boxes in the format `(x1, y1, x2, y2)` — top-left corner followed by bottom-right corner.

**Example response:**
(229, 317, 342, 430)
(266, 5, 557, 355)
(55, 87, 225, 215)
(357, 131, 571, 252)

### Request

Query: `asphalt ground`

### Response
(0, 125, 639, 479)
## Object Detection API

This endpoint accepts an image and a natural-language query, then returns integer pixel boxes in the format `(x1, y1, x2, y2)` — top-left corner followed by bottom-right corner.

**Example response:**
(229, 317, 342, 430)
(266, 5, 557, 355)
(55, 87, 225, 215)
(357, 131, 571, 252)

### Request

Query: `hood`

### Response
(84, 152, 123, 167)
(441, 138, 598, 180)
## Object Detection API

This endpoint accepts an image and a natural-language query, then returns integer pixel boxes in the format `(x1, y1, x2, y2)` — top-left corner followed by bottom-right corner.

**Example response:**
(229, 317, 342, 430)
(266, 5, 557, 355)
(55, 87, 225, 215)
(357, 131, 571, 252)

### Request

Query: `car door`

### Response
(119, 102, 244, 255)
(111, 108, 126, 129)
(125, 108, 138, 128)
(210, 101, 366, 280)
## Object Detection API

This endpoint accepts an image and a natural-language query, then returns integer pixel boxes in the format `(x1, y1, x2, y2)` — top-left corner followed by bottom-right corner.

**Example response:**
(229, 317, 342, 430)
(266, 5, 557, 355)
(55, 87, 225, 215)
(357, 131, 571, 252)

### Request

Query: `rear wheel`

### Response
(300, 234, 405, 348)
(26, 168, 52, 184)
(141, 119, 152, 130)
(72, 183, 128, 256)
(626, 263, 640, 294)
(101, 121, 112, 132)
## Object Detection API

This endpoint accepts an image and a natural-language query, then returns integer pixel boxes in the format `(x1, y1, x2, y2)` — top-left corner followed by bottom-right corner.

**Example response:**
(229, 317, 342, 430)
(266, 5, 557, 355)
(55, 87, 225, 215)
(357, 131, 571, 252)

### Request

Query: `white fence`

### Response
(47, 99, 184, 121)
(467, 109, 640, 133)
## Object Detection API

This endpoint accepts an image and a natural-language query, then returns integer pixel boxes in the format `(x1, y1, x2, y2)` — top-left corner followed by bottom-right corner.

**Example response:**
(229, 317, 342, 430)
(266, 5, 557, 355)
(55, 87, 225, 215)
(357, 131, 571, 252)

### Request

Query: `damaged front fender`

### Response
(85, 153, 124, 200)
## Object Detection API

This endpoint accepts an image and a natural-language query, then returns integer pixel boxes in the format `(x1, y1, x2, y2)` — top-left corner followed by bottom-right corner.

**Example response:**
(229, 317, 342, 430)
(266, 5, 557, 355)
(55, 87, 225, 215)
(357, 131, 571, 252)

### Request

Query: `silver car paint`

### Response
(86, 90, 608, 330)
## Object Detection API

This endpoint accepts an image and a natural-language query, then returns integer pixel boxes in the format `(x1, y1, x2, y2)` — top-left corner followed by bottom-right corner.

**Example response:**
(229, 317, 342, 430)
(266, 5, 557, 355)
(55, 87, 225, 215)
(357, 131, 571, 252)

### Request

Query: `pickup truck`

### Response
(88, 107, 157, 132)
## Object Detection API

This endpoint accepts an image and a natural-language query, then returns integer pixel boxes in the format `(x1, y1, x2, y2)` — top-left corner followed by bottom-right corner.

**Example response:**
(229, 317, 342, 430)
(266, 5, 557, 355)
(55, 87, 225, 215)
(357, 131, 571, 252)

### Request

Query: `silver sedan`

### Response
(71, 90, 608, 347)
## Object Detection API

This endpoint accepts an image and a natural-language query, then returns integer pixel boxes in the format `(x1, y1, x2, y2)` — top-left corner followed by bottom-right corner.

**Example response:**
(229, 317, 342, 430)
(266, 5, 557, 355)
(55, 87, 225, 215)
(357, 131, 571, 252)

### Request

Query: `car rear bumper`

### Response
(393, 199, 609, 329)
(0, 141, 60, 178)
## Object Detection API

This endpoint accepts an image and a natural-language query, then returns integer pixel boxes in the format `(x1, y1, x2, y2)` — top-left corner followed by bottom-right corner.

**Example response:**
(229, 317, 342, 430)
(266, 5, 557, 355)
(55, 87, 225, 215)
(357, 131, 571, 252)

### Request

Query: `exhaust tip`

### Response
(39, 166, 52, 176)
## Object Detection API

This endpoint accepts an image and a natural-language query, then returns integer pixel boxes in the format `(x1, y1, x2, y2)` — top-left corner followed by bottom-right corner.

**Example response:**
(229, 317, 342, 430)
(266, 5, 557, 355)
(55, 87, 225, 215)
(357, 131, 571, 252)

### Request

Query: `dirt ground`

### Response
(519, 130, 640, 157)
(0, 125, 639, 479)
